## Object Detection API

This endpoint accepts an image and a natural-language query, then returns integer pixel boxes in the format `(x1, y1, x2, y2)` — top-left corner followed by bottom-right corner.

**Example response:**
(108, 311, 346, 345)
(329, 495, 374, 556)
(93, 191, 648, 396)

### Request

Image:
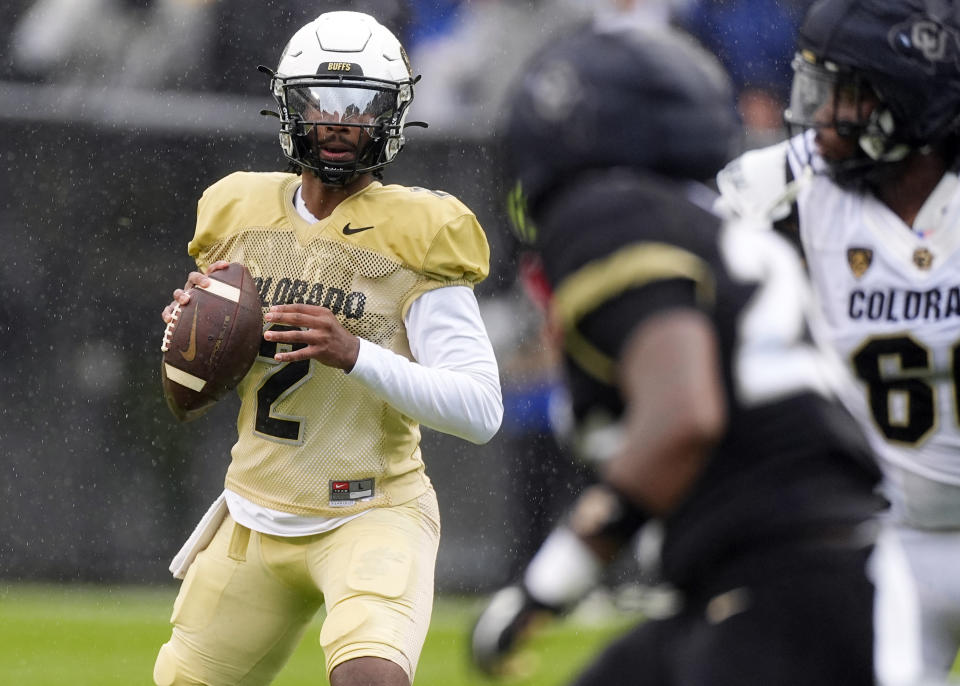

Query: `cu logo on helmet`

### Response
(912, 20, 948, 61)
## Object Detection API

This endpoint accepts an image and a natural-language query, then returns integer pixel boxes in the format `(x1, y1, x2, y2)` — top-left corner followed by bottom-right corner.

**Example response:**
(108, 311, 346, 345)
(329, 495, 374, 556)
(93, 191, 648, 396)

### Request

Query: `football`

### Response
(160, 262, 263, 421)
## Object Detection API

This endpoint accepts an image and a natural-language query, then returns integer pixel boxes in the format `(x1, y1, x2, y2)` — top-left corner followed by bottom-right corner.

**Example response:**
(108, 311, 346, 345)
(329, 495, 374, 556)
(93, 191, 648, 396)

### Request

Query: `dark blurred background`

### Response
(0, 0, 805, 591)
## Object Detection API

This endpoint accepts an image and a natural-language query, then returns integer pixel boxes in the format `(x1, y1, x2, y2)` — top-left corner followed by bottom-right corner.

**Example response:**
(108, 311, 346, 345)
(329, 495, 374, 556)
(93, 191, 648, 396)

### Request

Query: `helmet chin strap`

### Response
(313, 166, 360, 187)
(306, 143, 366, 186)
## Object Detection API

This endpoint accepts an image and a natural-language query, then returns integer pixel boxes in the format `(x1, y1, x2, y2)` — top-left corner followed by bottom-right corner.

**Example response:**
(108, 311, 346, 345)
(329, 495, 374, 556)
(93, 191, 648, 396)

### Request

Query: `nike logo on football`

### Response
(179, 304, 199, 362)
(342, 223, 375, 235)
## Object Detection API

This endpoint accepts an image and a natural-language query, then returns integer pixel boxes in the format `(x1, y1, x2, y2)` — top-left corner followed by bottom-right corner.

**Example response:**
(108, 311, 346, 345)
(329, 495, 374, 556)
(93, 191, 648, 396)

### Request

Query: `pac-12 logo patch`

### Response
(913, 247, 934, 270)
(847, 247, 873, 279)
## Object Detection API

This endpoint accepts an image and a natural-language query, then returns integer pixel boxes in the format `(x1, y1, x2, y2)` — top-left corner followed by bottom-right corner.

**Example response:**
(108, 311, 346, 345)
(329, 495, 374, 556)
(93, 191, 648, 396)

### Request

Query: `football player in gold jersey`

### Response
(154, 11, 503, 686)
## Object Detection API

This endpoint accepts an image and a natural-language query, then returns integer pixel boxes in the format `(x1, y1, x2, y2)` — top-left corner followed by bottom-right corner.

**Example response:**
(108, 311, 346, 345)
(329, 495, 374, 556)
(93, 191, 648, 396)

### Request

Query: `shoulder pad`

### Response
(190, 172, 297, 260)
(351, 184, 491, 284)
(715, 141, 798, 222)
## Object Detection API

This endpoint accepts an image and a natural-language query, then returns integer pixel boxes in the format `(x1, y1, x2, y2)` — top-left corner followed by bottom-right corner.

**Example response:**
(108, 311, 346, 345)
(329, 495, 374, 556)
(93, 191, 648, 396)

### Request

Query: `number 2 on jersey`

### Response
(254, 324, 312, 443)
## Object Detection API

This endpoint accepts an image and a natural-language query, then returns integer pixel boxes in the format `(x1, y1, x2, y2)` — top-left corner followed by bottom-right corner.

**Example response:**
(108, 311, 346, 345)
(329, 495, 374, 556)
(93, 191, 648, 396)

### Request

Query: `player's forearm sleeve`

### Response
(348, 286, 503, 444)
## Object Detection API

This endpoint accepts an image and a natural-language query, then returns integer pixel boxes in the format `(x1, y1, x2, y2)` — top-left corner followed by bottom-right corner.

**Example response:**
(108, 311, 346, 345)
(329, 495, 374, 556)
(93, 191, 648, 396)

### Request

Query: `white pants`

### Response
(872, 519, 960, 685)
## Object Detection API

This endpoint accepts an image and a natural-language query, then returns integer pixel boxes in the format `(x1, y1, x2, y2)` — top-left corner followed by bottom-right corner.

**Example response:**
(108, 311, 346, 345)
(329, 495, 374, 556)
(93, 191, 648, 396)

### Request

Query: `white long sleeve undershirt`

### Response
(350, 285, 503, 444)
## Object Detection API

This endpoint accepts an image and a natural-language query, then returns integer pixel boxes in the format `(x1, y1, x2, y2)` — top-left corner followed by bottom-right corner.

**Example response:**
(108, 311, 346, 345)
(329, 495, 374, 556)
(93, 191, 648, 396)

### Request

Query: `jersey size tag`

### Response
(329, 479, 374, 506)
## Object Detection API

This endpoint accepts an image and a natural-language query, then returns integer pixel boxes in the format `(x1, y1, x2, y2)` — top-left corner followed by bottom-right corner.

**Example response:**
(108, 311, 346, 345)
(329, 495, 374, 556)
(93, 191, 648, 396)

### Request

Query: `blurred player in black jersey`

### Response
(470, 19, 886, 686)
(715, 1, 960, 683)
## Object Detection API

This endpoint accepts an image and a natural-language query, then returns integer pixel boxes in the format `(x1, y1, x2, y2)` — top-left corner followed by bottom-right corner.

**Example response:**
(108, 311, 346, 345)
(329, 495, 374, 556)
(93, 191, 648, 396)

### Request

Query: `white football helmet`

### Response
(266, 11, 420, 186)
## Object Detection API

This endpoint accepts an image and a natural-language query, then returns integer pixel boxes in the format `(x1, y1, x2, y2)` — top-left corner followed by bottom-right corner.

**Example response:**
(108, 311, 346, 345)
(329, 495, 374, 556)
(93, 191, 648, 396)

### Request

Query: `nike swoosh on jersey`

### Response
(342, 223, 375, 235)
(179, 304, 199, 362)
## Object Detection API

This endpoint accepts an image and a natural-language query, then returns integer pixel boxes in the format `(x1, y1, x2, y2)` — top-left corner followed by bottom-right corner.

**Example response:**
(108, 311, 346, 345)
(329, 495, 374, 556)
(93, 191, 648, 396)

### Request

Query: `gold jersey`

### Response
(188, 171, 490, 517)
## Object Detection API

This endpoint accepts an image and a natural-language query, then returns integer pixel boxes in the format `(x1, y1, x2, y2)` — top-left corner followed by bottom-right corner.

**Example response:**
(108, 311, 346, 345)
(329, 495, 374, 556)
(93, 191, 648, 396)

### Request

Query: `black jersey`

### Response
(537, 169, 884, 589)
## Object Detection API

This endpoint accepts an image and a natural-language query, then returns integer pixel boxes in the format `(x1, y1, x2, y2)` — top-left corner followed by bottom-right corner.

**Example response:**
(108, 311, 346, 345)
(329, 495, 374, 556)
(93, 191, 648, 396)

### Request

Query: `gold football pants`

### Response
(154, 489, 440, 686)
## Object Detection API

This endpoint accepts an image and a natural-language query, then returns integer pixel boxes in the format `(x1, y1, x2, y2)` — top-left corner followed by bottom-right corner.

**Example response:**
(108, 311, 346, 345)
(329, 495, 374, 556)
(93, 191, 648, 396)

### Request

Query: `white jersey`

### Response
(718, 134, 960, 528)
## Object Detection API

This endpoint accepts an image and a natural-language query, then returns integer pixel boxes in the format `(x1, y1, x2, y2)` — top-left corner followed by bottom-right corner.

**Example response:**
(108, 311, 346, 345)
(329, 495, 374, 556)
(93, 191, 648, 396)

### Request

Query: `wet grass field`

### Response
(0, 584, 634, 686)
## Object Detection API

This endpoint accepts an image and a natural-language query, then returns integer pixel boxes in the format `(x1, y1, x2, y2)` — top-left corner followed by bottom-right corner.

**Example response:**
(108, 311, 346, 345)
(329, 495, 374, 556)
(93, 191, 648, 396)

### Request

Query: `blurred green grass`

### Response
(0, 584, 635, 686)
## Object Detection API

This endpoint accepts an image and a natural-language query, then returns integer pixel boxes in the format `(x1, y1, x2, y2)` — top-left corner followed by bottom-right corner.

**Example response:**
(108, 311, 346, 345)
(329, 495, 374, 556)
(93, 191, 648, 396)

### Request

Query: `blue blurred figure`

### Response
(680, 0, 812, 145)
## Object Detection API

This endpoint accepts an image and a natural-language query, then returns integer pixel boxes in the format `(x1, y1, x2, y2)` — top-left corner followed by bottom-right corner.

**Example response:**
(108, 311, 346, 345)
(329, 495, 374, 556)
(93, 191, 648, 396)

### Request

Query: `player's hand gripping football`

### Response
(161, 260, 232, 324)
(470, 584, 561, 677)
(159, 261, 262, 421)
(263, 304, 360, 371)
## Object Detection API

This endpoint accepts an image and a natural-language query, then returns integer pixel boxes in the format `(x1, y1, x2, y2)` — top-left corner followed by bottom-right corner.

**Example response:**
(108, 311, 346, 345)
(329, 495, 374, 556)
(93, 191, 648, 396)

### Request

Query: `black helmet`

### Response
(785, 0, 960, 176)
(502, 24, 740, 241)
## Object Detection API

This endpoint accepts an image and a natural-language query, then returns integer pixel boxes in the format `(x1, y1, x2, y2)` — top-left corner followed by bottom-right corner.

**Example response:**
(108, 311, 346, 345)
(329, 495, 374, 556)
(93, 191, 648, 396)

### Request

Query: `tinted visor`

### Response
(785, 55, 839, 128)
(785, 53, 872, 134)
(286, 84, 398, 127)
